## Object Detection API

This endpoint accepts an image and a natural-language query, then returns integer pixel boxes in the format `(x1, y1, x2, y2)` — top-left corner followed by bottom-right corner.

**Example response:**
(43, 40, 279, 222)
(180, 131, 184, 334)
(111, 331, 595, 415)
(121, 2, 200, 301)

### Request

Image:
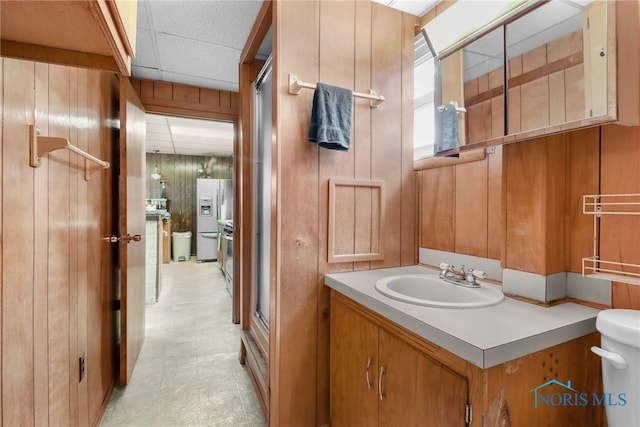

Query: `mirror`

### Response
(434, 27, 505, 155)
(424, 0, 609, 158)
(506, 0, 605, 135)
(463, 27, 506, 145)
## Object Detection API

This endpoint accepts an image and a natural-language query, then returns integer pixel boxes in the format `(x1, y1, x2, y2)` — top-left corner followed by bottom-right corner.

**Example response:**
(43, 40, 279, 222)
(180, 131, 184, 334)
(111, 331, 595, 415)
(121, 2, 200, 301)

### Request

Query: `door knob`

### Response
(105, 234, 142, 244)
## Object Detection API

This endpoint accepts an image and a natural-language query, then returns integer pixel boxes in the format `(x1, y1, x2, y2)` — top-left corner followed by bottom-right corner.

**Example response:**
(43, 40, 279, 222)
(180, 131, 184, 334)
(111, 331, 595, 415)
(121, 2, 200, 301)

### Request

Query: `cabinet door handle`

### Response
(378, 366, 386, 400)
(365, 357, 373, 389)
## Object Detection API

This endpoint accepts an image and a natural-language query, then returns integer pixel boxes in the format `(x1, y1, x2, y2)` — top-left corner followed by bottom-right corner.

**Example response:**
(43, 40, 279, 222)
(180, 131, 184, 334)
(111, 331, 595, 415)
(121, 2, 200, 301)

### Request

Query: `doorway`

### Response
(143, 113, 238, 323)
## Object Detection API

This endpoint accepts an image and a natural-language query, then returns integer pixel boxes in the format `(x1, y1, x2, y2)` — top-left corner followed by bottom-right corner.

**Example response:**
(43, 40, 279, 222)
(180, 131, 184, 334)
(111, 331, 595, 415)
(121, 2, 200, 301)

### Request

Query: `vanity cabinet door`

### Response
(330, 299, 379, 427)
(378, 329, 468, 427)
(330, 294, 469, 427)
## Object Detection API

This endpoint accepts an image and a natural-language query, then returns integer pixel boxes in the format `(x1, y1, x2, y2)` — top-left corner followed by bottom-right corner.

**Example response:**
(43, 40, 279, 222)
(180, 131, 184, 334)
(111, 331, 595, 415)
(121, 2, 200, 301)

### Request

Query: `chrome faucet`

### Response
(438, 263, 487, 288)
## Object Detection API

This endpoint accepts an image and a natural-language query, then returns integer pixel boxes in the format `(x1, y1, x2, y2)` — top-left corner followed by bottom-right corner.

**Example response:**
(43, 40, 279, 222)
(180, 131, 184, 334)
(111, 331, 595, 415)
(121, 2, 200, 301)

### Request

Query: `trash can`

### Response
(172, 231, 192, 262)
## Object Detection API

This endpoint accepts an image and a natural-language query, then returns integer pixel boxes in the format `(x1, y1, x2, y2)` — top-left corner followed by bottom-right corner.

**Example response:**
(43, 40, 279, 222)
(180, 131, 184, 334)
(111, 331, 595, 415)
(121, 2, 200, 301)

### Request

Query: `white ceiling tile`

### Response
(136, 0, 152, 30)
(133, 29, 159, 68)
(131, 66, 163, 82)
(159, 71, 239, 92)
(147, 0, 262, 49)
(155, 33, 240, 83)
(146, 114, 169, 124)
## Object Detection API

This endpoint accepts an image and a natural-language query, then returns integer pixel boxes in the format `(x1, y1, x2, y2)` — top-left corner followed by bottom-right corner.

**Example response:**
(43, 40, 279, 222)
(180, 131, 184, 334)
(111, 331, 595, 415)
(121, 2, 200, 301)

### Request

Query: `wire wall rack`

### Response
(582, 194, 640, 285)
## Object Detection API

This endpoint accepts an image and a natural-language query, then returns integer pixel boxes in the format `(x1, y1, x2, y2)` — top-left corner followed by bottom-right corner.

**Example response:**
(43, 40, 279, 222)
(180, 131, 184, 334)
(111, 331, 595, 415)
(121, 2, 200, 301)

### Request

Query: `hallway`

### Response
(100, 260, 266, 427)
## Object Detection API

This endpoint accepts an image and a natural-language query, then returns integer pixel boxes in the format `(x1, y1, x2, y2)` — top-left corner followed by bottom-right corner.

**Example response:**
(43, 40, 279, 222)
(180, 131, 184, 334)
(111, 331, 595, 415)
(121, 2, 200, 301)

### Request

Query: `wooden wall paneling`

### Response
(353, 0, 373, 272)
(371, 3, 403, 269)
(316, 3, 358, 423)
(132, 78, 239, 121)
(487, 146, 503, 260)
(273, 0, 319, 424)
(612, 283, 640, 310)
(419, 166, 454, 252)
(504, 135, 567, 275)
(504, 139, 546, 273)
(69, 66, 80, 427)
(508, 57, 522, 134)
(2, 58, 36, 427)
(491, 95, 504, 139)
(454, 159, 488, 257)
(400, 12, 417, 266)
(33, 61, 50, 427)
(544, 134, 567, 274)
(601, 124, 640, 309)
(468, 100, 492, 144)
(0, 58, 2, 426)
(47, 63, 72, 426)
(548, 71, 566, 125)
(76, 67, 90, 427)
(565, 127, 599, 274)
(520, 77, 550, 132)
(318, 0, 356, 271)
(564, 65, 585, 122)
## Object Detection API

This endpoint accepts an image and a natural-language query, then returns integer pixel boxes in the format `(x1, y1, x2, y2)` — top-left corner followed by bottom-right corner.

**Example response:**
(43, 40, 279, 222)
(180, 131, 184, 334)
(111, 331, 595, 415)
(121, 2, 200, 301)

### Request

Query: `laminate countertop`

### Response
(325, 265, 600, 369)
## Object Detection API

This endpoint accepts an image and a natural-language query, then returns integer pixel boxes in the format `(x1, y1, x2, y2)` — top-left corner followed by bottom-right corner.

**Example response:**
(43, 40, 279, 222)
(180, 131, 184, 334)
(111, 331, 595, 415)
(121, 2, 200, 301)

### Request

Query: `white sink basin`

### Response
(374, 274, 504, 308)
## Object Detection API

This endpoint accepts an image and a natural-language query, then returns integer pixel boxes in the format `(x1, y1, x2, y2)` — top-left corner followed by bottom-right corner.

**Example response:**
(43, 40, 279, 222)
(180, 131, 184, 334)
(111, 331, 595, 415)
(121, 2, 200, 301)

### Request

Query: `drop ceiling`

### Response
(132, 0, 436, 156)
(145, 114, 235, 157)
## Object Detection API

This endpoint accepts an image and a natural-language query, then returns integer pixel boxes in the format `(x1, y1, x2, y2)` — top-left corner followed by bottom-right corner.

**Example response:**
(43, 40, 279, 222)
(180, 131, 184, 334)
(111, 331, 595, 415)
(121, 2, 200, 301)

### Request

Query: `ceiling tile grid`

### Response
(145, 114, 235, 157)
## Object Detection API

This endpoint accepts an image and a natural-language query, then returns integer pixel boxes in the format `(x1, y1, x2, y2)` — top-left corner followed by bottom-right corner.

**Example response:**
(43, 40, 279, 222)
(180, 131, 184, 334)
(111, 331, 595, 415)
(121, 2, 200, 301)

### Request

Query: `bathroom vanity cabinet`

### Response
(331, 293, 468, 426)
(330, 290, 605, 427)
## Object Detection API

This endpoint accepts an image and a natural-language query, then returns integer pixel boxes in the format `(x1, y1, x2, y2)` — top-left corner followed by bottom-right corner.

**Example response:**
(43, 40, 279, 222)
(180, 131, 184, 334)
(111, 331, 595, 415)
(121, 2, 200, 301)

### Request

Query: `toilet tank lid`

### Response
(596, 309, 640, 349)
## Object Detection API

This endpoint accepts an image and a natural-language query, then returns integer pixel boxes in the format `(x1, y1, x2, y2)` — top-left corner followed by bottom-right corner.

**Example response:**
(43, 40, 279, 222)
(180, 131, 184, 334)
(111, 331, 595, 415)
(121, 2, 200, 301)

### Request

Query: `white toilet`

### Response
(591, 309, 640, 427)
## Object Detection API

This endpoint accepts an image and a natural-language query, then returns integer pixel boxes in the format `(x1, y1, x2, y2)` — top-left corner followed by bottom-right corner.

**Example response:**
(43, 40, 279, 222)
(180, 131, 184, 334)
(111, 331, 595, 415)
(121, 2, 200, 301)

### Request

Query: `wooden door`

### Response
(378, 329, 468, 427)
(330, 298, 379, 427)
(118, 76, 147, 385)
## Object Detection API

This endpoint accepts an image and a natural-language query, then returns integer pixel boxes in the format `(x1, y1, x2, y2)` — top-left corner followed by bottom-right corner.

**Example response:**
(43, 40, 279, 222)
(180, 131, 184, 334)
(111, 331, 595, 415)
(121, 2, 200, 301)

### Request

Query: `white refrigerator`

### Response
(197, 179, 221, 261)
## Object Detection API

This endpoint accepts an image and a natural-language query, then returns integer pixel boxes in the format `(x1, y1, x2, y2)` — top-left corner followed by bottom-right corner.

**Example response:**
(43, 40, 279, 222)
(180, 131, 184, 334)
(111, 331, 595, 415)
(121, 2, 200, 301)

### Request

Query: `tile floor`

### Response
(100, 259, 266, 427)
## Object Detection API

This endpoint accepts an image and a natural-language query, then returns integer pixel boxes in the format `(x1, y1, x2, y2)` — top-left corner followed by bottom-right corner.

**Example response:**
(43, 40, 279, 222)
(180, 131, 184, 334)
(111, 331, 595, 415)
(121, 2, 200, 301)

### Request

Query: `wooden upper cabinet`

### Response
(1, 0, 137, 75)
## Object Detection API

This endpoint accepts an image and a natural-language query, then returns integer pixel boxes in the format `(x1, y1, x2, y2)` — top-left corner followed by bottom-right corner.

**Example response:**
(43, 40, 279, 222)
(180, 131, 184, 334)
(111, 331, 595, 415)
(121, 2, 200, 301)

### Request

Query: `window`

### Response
(414, 33, 435, 160)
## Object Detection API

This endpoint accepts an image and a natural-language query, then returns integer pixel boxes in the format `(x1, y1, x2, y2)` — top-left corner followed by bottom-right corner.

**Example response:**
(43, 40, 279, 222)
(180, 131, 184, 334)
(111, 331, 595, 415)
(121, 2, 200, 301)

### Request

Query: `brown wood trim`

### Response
(89, 0, 130, 75)
(240, 331, 269, 421)
(464, 52, 584, 109)
(105, 0, 135, 57)
(465, 86, 504, 108)
(241, 0, 273, 65)
(131, 78, 239, 121)
(509, 51, 583, 88)
(0, 40, 119, 72)
(328, 179, 386, 263)
(615, 0, 640, 125)
(92, 378, 117, 427)
(414, 147, 486, 171)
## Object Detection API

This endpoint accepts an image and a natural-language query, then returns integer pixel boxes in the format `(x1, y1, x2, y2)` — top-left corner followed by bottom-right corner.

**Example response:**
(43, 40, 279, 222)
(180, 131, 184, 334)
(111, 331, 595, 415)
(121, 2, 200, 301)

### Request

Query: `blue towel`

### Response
(308, 82, 353, 151)
(435, 103, 460, 155)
